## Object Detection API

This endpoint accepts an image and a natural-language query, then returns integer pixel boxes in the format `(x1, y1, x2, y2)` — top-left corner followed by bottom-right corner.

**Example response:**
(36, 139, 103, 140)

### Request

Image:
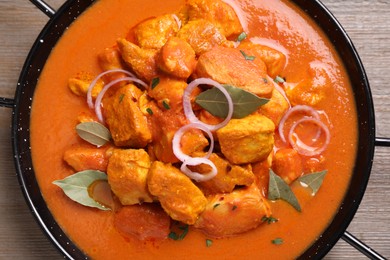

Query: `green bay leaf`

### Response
(268, 169, 301, 212)
(195, 84, 269, 119)
(53, 170, 110, 211)
(76, 121, 111, 147)
(297, 170, 327, 195)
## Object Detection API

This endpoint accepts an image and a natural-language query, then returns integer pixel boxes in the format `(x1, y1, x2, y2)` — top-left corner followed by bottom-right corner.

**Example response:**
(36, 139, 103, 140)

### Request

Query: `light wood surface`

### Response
(0, 0, 389, 259)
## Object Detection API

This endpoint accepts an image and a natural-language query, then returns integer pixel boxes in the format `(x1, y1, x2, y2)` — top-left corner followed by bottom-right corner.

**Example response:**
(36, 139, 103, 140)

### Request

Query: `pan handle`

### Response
(29, 0, 56, 18)
(0, 97, 14, 108)
(375, 137, 390, 147)
(342, 231, 386, 260)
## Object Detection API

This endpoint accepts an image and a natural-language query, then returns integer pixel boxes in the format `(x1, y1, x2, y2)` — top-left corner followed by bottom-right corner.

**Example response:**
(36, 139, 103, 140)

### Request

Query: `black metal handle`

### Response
(0, 97, 15, 108)
(342, 231, 386, 260)
(375, 137, 390, 147)
(29, 0, 56, 18)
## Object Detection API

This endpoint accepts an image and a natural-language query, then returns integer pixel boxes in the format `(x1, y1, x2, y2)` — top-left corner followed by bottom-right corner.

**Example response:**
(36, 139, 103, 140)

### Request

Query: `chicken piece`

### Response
(117, 38, 158, 82)
(97, 46, 128, 83)
(68, 72, 103, 98)
(148, 101, 208, 163)
(104, 84, 152, 147)
(240, 42, 287, 78)
(186, 0, 242, 37)
(252, 152, 273, 197)
(272, 148, 303, 184)
(192, 153, 255, 195)
(147, 161, 207, 225)
(63, 146, 110, 172)
(285, 62, 331, 107)
(195, 184, 271, 237)
(134, 14, 180, 50)
(157, 37, 196, 79)
(107, 149, 153, 205)
(148, 76, 187, 110)
(177, 19, 232, 56)
(114, 204, 171, 241)
(194, 46, 274, 98)
(257, 88, 289, 126)
(217, 114, 275, 164)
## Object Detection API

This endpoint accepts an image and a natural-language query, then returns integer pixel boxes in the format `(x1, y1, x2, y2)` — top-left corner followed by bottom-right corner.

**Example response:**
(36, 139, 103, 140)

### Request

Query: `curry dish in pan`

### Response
(30, 0, 358, 258)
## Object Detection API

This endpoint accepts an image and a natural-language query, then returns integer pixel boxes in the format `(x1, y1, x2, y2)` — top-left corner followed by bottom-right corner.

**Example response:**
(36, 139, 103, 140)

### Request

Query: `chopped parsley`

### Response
(274, 75, 286, 84)
(168, 224, 189, 241)
(119, 93, 125, 103)
(162, 100, 171, 110)
(272, 238, 283, 245)
(206, 239, 213, 247)
(151, 77, 160, 89)
(213, 203, 220, 209)
(237, 32, 247, 42)
(146, 108, 153, 115)
(261, 216, 278, 224)
(239, 50, 255, 61)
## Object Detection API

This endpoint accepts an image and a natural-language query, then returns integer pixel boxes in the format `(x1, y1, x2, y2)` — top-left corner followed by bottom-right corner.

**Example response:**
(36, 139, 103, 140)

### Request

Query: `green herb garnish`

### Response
(206, 239, 213, 247)
(261, 216, 279, 224)
(146, 108, 153, 115)
(151, 77, 160, 89)
(272, 238, 283, 245)
(162, 100, 171, 110)
(119, 93, 125, 103)
(232, 205, 237, 211)
(274, 76, 286, 84)
(239, 50, 255, 61)
(237, 32, 247, 42)
(213, 203, 220, 209)
(168, 224, 189, 241)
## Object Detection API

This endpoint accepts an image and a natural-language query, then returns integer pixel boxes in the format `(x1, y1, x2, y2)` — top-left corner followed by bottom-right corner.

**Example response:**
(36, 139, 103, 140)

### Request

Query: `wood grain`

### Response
(0, 0, 389, 259)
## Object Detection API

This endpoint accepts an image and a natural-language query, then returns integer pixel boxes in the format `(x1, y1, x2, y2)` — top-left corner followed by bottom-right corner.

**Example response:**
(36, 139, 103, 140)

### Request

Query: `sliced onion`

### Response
(288, 117, 330, 156)
(180, 157, 218, 182)
(87, 69, 138, 109)
(172, 14, 182, 29)
(220, 0, 248, 33)
(278, 105, 320, 143)
(172, 123, 214, 162)
(94, 76, 148, 123)
(183, 78, 233, 131)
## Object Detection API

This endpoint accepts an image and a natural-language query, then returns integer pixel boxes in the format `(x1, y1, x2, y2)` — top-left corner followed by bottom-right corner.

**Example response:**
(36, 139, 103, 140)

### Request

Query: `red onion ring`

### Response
(172, 14, 182, 29)
(172, 123, 214, 162)
(183, 78, 233, 131)
(87, 69, 137, 109)
(278, 105, 320, 143)
(94, 76, 148, 123)
(180, 157, 218, 182)
(288, 117, 330, 156)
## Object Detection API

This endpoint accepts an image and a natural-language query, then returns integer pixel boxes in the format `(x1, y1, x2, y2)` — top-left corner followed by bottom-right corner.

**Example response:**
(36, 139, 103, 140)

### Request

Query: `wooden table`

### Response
(0, 0, 389, 259)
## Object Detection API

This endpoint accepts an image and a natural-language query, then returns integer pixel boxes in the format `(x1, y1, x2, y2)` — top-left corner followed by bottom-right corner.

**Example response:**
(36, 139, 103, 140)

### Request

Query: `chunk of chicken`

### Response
(192, 153, 255, 195)
(157, 37, 196, 79)
(104, 84, 152, 147)
(285, 62, 331, 107)
(147, 161, 207, 225)
(217, 114, 275, 164)
(97, 46, 128, 83)
(252, 153, 273, 197)
(107, 149, 153, 205)
(240, 42, 287, 78)
(177, 19, 232, 56)
(68, 72, 103, 98)
(195, 184, 271, 237)
(194, 46, 274, 98)
(257, 88, 289, 126)
(272, 148, 303, 184)
(63, 146, 110, 172)
(186, 0, 242, 37)
(117, 38, 158, 82)
(114, 204, 171, 241)
(148, 76, 187, 110)
(134, 14, 180, 50)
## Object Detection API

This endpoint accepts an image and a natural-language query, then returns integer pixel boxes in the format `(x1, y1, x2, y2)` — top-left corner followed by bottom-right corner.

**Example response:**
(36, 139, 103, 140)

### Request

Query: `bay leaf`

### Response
(297, 170, 327, 195)
(76, 121, 111, 147)
(53, 170, 110, 211)
(268, 169, 301, 212)
(195, 84, 269, 119)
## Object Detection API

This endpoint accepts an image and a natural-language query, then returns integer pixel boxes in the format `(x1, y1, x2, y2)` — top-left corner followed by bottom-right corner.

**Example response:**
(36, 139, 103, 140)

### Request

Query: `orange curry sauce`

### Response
(30, 0, 357, 258)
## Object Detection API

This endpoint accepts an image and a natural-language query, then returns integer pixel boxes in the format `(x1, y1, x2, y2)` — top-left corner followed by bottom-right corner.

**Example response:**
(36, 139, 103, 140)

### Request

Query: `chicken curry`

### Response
(30, 0, 358, 258)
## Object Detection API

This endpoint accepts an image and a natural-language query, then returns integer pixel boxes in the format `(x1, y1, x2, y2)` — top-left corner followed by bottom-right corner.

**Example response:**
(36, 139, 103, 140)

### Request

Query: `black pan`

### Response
(0, 0, 388, 259)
